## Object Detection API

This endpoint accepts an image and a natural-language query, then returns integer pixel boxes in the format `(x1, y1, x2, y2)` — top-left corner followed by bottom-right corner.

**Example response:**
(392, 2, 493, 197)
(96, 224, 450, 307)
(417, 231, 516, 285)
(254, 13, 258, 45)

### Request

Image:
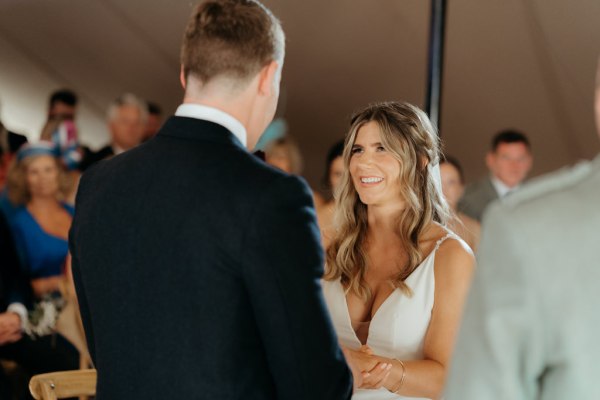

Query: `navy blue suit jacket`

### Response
(70, 116, 352, 399)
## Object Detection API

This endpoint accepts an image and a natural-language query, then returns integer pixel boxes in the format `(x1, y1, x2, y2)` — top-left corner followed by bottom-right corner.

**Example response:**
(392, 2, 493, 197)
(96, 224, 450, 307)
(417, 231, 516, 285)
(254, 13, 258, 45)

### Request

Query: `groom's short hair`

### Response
(181, 0, 284, 85)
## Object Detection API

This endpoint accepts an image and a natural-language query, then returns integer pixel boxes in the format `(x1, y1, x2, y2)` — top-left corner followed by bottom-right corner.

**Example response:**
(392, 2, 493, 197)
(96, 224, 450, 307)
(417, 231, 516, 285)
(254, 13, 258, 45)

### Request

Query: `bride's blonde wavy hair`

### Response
(324, 101, 450, 299)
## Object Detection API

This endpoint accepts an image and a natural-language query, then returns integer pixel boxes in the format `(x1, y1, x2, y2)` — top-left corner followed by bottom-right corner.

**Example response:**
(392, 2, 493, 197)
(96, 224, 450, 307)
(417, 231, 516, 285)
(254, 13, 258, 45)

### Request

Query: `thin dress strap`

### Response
(434, 232, 456, 252)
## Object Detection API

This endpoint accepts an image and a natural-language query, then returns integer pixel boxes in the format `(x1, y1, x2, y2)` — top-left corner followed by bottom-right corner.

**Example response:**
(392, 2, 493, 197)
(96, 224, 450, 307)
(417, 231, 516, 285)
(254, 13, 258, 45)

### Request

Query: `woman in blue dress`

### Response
(4, 140, 81, 391)
(7, 142, 78, 338)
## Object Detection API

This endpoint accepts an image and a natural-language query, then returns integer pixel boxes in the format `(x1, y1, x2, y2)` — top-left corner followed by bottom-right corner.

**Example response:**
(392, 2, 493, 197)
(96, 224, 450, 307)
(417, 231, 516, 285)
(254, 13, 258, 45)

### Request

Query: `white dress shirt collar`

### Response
(491, 175, 518, 198)
(175, 103, 247, 148)
(111, 144, 126, 155)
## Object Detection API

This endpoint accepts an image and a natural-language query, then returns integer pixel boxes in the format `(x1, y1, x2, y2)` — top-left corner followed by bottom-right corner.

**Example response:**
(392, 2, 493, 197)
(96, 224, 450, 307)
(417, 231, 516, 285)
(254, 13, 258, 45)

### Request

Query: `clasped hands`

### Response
(344, 345, 393, 390)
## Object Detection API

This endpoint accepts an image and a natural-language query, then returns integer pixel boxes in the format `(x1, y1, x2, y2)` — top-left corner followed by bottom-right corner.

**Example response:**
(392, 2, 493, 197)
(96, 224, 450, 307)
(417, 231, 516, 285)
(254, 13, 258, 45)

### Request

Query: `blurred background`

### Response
(1, 0, 599, 189)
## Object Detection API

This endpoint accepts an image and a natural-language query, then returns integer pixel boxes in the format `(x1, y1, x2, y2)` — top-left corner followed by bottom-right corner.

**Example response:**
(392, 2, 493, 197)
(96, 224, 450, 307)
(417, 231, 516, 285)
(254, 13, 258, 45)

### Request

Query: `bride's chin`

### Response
(358, 196, 377, 206)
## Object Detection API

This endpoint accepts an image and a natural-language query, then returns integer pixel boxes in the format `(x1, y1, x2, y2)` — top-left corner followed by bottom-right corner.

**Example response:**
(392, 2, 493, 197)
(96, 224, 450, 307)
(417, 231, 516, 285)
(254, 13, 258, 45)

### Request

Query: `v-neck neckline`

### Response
(24, 204, 71, 241)
(340, 284, 400, 346)
(338, 232, 451, 346)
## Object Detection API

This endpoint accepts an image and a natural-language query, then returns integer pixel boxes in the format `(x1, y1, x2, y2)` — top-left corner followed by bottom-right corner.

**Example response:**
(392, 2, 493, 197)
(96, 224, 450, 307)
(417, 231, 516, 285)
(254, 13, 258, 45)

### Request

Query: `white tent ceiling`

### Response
(1, 0, 599, 187)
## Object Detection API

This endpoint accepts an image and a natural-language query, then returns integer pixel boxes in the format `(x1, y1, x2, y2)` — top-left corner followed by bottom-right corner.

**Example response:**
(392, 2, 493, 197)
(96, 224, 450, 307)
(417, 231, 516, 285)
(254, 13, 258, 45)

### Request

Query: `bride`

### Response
(322, 102, 474, 399)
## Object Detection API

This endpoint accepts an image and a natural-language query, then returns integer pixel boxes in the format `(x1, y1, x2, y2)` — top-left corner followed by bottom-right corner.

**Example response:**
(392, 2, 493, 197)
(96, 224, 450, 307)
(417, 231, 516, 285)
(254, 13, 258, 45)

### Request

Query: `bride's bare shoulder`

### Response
(434, 233, 475, 287)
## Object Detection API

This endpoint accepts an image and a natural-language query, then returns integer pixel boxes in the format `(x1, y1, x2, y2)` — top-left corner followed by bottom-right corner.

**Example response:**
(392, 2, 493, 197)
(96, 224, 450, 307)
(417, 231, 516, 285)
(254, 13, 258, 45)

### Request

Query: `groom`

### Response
(70, 1, 353, 398)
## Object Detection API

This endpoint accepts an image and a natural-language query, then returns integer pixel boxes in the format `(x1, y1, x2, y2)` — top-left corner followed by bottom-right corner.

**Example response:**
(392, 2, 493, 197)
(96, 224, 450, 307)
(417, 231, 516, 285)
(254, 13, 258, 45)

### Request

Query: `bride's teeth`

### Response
(361, 177, 383, 183)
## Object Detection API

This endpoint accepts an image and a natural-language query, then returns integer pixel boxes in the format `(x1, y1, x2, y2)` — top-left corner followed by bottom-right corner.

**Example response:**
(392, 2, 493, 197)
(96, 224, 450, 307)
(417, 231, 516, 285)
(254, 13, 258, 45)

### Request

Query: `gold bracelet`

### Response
(390, 359, 406, 394)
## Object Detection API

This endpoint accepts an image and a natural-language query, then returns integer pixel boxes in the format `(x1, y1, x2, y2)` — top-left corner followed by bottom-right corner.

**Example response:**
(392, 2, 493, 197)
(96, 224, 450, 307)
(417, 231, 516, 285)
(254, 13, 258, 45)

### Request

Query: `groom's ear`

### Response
(257, 61, 280, 97)
(180, 65, 187, 90)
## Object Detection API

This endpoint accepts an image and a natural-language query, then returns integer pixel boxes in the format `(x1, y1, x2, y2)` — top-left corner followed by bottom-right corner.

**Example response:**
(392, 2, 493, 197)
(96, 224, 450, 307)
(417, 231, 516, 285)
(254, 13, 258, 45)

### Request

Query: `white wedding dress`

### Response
(322, 232, 460, 400)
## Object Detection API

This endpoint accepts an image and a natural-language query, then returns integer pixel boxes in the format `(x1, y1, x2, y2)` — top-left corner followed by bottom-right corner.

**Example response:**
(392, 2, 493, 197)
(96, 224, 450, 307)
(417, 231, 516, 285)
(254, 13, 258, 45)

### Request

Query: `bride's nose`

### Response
(357, 151, 375, 168)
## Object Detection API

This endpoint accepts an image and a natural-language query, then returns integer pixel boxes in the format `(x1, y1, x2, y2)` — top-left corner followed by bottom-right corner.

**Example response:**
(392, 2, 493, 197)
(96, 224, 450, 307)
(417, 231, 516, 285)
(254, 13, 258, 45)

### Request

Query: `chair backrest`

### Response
(29, 369, 97, 400)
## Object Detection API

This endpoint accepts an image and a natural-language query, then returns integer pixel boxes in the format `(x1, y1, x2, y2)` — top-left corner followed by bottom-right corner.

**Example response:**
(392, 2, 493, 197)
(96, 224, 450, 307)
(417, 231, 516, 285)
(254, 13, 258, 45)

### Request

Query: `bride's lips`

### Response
(358, 176, 384, 186)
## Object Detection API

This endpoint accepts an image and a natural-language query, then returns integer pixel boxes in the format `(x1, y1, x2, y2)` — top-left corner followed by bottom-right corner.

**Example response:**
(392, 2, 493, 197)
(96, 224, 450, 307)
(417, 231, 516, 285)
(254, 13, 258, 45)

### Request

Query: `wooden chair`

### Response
(29, 369, 96, 400)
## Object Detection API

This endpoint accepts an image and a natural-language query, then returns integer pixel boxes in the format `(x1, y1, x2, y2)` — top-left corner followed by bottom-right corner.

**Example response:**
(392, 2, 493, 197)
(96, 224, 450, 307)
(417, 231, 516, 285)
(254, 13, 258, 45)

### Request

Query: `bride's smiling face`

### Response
(349, 121, 402, 207)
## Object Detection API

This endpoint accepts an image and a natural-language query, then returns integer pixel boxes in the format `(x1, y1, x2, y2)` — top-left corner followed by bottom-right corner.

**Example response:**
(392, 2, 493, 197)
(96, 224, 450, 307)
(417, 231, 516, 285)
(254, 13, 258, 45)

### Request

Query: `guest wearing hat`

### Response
(6, 143, 78, 338)
(40, 118, 82, 205)
(0, 142, 79, 398)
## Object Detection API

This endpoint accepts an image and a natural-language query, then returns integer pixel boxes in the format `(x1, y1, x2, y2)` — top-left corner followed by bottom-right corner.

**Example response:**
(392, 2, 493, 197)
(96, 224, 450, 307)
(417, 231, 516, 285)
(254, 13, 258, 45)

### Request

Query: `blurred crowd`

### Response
(265, 128, 533, 254)
(0, 87, 534, 399)
(0, 89, 162, 399)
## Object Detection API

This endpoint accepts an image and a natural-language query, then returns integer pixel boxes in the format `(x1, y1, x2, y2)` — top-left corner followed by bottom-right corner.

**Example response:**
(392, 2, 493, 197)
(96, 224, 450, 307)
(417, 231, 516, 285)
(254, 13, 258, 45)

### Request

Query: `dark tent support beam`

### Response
(424, 0, 447, 136)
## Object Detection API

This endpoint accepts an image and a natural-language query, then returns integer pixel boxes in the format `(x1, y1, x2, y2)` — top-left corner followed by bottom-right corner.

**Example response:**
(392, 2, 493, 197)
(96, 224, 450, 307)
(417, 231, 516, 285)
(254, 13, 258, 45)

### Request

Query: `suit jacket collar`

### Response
(175, 104, 247, 147)
(489, 175, 516, 198)
(483, 177, 500, 199)
(157, 116, 246, 151)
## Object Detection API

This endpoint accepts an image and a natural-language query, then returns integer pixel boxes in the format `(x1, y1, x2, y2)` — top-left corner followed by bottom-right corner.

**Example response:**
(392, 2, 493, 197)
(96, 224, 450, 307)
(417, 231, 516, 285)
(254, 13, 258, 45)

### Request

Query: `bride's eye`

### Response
(351, 146, 363, 155)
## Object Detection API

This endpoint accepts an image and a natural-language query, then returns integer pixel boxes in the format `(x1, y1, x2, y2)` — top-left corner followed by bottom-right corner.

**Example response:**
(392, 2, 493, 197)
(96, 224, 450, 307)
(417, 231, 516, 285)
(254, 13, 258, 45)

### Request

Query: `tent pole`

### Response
(424, 0, 447, 136)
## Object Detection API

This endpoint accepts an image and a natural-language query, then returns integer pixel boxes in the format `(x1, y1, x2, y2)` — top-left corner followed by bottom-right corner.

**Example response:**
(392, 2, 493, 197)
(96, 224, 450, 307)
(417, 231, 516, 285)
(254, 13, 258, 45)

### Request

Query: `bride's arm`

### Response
(369, 239, 475, 399)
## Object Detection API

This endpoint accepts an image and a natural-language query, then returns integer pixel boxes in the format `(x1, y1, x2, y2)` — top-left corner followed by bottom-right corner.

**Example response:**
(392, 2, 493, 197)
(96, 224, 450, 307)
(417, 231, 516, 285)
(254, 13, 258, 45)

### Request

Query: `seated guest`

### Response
(322, 102, 474, 399)
(264, 135, 304, 175)
(0, 209, 78, 399)
(0, 209, 28, 399)
(47, 89, 78, 122)
(1, 121, 28, 189)
(265, 135, 325, 208)
(79, 93, 147, 171)
(0, 122, 27, 155)
(316, 139, 344, 249)
(144, 101, 163, 141)
(440, 156, 480, 251)
(40, 118, 82, 205)
(0, 123, 9, 189)
(6, 143, 76, 336)
(458, 130, 533, 221)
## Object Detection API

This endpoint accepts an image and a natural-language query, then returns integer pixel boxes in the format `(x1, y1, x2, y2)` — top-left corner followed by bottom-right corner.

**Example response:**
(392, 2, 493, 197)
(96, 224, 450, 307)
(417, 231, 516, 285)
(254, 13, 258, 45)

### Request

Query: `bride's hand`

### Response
(341, 347, 364, 390)
(343, 346, 392, 390)
(360, 361, 393, 389)
(343, 346, 378, 372)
